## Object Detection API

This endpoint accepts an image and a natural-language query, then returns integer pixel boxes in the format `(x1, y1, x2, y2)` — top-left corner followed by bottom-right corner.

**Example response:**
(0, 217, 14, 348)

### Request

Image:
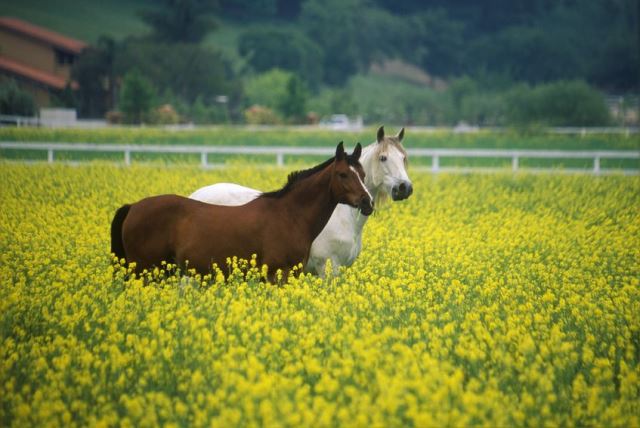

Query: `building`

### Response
(0, 16, 86, 108)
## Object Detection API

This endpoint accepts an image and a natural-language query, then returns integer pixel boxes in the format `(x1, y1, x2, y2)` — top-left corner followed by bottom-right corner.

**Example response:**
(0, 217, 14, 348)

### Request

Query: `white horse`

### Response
(189, 126, 413, 276)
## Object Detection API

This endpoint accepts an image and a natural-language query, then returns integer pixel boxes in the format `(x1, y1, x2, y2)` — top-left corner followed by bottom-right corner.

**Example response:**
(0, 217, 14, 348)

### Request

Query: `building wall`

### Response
(19, 80, 51, 107)
(0, 28, 73, 81)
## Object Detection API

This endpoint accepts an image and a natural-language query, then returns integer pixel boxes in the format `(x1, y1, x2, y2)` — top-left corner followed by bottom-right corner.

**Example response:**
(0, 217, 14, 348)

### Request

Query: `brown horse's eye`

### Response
(380, 155, 387, 162)
(339, 172, 348, 178)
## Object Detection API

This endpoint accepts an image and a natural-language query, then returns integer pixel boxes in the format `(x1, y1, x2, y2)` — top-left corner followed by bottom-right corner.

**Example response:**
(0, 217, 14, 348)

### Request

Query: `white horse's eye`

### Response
(380, 155, 387, 162)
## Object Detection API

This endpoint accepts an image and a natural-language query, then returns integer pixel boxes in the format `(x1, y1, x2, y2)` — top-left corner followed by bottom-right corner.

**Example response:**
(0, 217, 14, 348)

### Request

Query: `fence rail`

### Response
(1, 142, 638, 175)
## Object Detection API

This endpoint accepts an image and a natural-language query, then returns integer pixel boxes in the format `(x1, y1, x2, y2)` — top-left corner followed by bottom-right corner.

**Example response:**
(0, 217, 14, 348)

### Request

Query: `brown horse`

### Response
(110, 142, 373, 281)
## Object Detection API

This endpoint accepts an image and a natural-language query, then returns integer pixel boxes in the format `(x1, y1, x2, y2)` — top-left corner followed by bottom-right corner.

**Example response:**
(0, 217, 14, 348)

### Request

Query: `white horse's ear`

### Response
(377, 126, 385, 143)
(352, 142, 362, 160)
(397, 127, 405, 142)
(335, 141, 346, 161)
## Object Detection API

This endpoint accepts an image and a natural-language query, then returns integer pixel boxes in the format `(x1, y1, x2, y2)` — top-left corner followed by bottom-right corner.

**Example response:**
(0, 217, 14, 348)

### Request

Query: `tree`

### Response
(239, 27, 324, 89)
(72, 36, 117, 118)
(505, 80, 610, 127)
(116, 41, 237, 106)
(119, 69, 157, 124)
(406, 9, 465, 77)
(52, 83, 76, 109)
(299, 0, 402, 85)
(139, 0, 219, 43)
(243, 69, 293, 112)
(278, 75, 308, 122)
(0, 79, 36, 116)
(448, 76, 477, 118)
(219, 0, 277, 20)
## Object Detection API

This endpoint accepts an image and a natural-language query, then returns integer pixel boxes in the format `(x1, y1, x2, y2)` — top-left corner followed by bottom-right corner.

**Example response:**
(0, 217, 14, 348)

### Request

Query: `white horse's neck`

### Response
(348, 142, 381, 230)
(360, 143, 383, 197)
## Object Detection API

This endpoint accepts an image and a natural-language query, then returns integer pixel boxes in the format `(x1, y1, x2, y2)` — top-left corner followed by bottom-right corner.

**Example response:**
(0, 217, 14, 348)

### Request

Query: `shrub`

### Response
(119, 70, 157, 124)
(505, 80, 610, 127)
(150, 104, 181, 125)
(0, 79, 36, 116)
(243, 69, 292, 112)
(278, 75, 308, 123)
(244, 105, 281, 125)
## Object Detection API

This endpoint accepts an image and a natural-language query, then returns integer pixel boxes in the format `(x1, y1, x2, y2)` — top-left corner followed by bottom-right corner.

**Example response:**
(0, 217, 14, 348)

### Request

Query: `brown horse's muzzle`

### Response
(359, 197, 374, 216)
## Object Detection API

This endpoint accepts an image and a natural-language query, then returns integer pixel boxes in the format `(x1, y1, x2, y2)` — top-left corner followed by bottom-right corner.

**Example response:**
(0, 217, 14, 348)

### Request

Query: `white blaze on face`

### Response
(350, 166, 373, 201)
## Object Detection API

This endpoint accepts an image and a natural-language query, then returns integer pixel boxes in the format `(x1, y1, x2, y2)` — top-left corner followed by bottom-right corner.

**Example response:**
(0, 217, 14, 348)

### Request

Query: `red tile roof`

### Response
(0, 55, 77, 90)
(0, 16, 87, 54)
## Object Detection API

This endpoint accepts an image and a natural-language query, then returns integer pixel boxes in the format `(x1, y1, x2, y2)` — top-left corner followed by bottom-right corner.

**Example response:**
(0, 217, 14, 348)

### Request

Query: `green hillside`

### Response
(0, 0, 152, 43)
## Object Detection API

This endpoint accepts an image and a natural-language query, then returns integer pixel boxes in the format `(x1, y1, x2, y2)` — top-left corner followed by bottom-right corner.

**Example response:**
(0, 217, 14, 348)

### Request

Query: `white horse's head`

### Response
(361, 126, 413, 204)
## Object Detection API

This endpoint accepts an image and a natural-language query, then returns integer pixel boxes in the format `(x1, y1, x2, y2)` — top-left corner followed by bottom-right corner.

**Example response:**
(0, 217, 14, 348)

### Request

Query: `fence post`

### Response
(201, 152, 208, 168)
(593, 156, 600, 175)
(432, 155, 440, 173)
(512, 155, 519, 172)
(276, 152, 284, 167)
(47, 148, 54, 163)
(124, 150, 131, 166)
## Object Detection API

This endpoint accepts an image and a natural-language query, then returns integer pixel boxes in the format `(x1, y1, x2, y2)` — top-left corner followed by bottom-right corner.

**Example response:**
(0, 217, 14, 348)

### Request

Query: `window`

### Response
(55, 49, 75, 66)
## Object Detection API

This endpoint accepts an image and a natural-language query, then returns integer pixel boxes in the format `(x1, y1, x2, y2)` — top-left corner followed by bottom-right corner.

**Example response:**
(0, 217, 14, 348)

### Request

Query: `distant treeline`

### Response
(220, 0, 638, 91)
(3, 0, 636, 127)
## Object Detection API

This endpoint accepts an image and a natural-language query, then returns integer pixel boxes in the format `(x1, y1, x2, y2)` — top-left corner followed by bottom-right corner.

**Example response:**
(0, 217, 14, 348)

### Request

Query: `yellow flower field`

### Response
(1, 162, 639, 427)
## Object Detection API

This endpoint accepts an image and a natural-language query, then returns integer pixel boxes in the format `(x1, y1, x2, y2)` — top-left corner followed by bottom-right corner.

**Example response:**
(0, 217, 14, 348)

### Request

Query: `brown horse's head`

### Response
(332, 142, 374, 216)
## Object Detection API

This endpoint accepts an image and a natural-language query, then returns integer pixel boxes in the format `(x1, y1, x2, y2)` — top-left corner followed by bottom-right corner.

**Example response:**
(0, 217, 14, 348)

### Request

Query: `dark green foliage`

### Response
(505, 80, 610, 127)
(405, 9, 465, 77)
(345, 75, 446, 126)
(72, 37, 118, 118)
(116, 41, 235, 106)
(52, 84, 77, 109)
(369, 0, 638, 92)
(238, 27, 324, 88)
(139, 0, 219, 43)
(278, 75, 307, 122)
(219, 0, 303, 20)
(219, 0, 277, 20)
(119, 69, 156, 124)
(306, 87, 358, 118)
(243, 69, 292, 113)
(334, 75, 611, 127)
(190, 96, 230, 124)
(299, 0, 404, 85)
(0, 79, 36, 116)
(36, 0, 638, 124)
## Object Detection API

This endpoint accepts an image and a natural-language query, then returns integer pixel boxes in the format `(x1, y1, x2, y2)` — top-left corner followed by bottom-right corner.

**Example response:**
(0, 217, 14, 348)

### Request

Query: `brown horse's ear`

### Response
(397, 127, 405, 141)
(352, 142, 362, 160)
(377, 126, 385, 143)
(335, 141, 346, 161)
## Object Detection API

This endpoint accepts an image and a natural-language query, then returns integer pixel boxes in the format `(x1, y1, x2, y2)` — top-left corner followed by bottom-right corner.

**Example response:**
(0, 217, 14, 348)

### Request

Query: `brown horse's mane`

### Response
(260, 153, 360, 199)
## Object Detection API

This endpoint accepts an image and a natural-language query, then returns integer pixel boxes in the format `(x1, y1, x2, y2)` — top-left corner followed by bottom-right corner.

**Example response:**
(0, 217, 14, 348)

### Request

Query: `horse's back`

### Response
(124, 193, 270, 273)
(190, 183, 260, 206)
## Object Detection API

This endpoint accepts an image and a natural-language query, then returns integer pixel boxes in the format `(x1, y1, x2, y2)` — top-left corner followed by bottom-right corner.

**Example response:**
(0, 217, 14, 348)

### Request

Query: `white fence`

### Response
(1, 142, 638, 175)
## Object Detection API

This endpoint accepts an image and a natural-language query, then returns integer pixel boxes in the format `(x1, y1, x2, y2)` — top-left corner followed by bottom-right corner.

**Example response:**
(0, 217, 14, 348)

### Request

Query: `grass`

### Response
(0, 0, 153, 42)
(1, 127, 638, 172)
(1, 126, 638, 150)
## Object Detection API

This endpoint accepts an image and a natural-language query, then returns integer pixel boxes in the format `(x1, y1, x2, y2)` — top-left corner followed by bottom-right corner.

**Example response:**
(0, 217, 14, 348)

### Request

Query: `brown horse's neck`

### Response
(278, 164, 337, 240)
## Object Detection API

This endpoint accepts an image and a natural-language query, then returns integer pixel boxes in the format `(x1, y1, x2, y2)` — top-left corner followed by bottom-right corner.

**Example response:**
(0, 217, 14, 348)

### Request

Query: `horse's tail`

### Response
(110, 204, 131, 262)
